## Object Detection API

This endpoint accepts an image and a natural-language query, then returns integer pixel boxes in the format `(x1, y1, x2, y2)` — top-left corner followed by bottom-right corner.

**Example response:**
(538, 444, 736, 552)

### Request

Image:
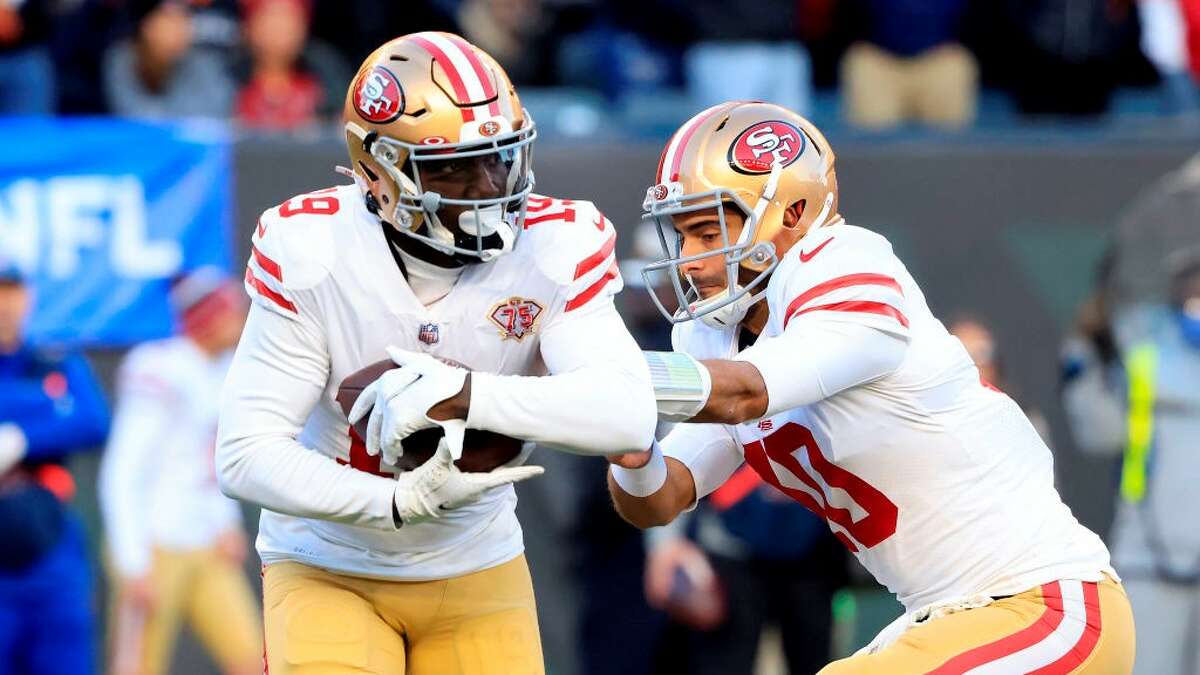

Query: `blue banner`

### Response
(0, 117, 233, 346)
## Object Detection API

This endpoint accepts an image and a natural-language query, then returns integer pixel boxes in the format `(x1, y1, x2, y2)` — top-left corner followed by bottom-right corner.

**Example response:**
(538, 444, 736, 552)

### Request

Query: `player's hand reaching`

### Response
(392, 435, 544, 526)
(348, 346, 469, 466)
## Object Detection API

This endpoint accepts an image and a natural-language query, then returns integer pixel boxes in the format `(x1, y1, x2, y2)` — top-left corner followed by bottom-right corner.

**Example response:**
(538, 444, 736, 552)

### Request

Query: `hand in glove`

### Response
(348, 346, 468, 467)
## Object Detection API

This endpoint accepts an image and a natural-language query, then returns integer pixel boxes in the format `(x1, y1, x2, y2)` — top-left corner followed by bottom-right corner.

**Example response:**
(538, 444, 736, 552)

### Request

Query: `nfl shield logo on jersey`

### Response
(488, 297, 543, 341)
(418, 322, 440, 345)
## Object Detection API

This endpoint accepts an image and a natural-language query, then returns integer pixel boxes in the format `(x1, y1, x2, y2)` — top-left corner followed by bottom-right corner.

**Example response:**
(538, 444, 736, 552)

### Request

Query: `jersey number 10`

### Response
(742, 422, 898, 552)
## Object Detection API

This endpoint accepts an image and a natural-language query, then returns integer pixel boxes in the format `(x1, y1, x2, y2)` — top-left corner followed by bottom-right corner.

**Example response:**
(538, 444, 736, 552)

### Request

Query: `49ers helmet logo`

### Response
(353, 65, 405, 124)
(728, 120, 806, 175)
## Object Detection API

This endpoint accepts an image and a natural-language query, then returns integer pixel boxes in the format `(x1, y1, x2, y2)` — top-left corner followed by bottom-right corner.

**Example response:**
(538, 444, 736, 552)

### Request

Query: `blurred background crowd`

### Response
(2, 0, 1200, 674)
(1, 0, 1199, 132)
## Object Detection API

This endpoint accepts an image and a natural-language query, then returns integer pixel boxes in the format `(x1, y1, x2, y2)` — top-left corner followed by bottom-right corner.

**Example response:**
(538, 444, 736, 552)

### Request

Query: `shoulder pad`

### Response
(522, 197, 615, 284)
(244, 188, 344, 317)
(775, 225, 909, 333)
(521, 196, 622, 313)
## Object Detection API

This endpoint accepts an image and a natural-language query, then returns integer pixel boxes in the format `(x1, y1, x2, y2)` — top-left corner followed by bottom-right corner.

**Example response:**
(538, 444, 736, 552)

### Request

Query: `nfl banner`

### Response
(0, 118, 233, 346)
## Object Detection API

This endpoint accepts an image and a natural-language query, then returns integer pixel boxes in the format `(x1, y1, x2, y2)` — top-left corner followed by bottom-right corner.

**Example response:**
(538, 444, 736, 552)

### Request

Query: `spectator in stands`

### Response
(0, 0, 54, 114)
(458, 0, 554, 86)
(949, 316, 1052, 441)
(681, 0, 813, 114)
(100, 268, 259, 675)
(307, 0, 455, 71)
(1063, 251, 1200, 675)
(644, 465, 846, 675)
(236, 0, 322, 131)
(104, 0, 235, 120)
(0, 259, 110, 675)
(839, 0, 977, 130)
(985, 0, 1147, 117)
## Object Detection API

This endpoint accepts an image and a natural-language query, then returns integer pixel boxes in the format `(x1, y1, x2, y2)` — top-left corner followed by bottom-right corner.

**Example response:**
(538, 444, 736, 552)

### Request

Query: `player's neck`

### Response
(741, 301, 769, 337)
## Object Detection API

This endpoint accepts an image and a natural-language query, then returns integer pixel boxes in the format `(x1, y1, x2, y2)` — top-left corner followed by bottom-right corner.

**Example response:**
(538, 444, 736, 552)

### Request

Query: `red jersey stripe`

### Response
(787, 300, 909, 329)
(244, 268, 297, 314)
(783, 273, 902, 325)
(709, 464, 763, 511)
(565, 261, 618, 312)
(1027, 582, 1103, 675)
(251, 244, 283, 282)
(925, 582, 1066, 675)
(573, 232, 616, 280)
(409, 35, 475, 122)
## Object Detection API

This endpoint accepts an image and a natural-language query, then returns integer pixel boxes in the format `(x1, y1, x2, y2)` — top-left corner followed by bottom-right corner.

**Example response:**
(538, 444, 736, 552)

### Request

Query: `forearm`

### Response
(467, 364, 657, 454)
(216, 304, 399, 530)
(691, 360, 769, 425)
(216, 430, 399, 530)
(608, 456, 697, 529)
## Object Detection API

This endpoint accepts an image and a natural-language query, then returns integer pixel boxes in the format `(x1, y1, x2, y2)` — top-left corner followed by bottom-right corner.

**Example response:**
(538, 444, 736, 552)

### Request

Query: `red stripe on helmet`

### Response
(666, 105, 726, 182)
(410, 34, 475, 122)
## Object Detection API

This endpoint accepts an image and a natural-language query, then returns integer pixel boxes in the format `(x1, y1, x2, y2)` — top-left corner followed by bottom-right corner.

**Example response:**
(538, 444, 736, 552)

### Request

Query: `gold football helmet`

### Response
(641, 101, 840, 328)
(342, 32, 536, 261)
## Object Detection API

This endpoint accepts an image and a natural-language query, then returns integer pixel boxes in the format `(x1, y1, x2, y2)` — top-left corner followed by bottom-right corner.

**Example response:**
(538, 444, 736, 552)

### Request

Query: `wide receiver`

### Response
(216, 33, 654, 675)
(607, 101, 1136, 674)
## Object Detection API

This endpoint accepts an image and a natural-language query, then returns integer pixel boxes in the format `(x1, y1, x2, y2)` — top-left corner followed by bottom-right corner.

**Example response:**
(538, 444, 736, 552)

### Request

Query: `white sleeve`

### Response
(98, 360, 175, 578)
(736, 318, 908, 418)
(659, 422, 743, 504)
(466, 298, 657, 455)
(215, 301, 400, 531)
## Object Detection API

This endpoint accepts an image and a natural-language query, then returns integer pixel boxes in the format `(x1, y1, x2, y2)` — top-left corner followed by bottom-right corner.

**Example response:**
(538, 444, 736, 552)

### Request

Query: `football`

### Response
(335, 358, 526, 473)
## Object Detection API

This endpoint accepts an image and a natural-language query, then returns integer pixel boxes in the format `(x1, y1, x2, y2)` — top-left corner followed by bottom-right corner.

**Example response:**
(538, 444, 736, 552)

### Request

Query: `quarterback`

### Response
(607, 101, 1135, 674)
(216, 33, 654, 675)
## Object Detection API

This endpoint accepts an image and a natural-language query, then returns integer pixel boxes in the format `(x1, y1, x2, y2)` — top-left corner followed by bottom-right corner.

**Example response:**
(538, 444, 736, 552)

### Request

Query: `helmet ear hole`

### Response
(783, 200, 806, 229)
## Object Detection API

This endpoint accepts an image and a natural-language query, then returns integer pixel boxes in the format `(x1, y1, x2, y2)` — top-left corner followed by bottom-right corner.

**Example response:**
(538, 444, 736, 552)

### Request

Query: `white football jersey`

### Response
(100, 337, 243, 577)
(668, 223, 1114, 611)
(230, 185, 626, 580)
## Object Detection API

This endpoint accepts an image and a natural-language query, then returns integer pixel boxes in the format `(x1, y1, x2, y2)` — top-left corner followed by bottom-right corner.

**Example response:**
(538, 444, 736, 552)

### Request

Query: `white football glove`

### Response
(348, 346, 468, 467)
(392, 425, 544, 526)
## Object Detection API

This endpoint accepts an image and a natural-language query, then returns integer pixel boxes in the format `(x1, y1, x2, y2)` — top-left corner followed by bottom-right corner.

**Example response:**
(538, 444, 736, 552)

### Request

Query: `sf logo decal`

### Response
(728, 121, 806, 175)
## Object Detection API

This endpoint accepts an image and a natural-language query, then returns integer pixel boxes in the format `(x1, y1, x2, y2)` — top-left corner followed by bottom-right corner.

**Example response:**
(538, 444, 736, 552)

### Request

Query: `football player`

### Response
(101, 269, 260, 675)
(606, 101, 1136, 674)
(215, 33, 655, 675)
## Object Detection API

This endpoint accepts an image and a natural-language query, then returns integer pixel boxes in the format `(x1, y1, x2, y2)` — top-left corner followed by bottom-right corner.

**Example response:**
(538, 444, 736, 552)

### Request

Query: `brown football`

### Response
(335, 358, 525, 473)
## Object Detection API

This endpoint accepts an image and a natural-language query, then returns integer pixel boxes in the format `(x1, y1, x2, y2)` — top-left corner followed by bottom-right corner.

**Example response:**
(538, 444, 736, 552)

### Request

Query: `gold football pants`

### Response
(262, 554, 544, 675)
(821, 576, 1134, 674)
(108, 546, 263, 675)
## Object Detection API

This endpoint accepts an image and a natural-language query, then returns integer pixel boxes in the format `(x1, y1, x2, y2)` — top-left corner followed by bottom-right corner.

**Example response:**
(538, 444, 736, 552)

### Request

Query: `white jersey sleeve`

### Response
(659, 421, 743, 503)
(99, 351, 176, 577)
(776, 230, 911, 338)
(736, 230, 911, 417)
(217, 204, 400, 531)
(466, 204, 656, 455)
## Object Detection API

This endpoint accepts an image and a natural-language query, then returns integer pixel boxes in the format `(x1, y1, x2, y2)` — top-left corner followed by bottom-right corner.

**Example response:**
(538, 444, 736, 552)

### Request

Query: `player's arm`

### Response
(372, 209, 656, 456)
(0, 352, 110, 463)
(666, 256, 914, 424)
(607, 422, 743, 528)
(216, 300, 404, 529)
(462, 297, 657, 455)
(681, 320, 909, 425)
(98, 355, 175, 579)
